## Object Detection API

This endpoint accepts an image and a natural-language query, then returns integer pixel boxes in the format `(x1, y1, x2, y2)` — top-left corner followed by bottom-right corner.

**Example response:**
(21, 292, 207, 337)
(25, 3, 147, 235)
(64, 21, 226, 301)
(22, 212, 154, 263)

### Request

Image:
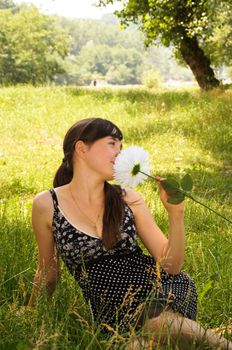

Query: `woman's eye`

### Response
(109, 142, 115, 146)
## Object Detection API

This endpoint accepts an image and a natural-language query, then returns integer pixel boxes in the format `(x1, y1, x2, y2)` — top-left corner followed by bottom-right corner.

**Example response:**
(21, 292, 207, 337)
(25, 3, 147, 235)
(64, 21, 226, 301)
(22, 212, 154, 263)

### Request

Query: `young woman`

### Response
(29, 118, 231, 349)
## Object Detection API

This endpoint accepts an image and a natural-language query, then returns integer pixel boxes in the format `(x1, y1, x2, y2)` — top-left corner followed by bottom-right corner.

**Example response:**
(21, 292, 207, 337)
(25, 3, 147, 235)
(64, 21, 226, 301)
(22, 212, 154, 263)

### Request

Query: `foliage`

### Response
(141, 69, 161, 88)
(0, 1, 197, 86)
(227, 67, 232, 78)
(55, 16, 193, 86)
(144, 46, 193, 82)
(0, 0, 17, 10)
(1, 0, 231, 87)
(97, 0, 232, 89)
(56, 16, 144, 55)
(161, 174, 192, 204)
(0, 5, 70, 84)
(98, 0, 231, 48)
(204, 10, 232, 67)
(0, 0, 231, 87)
(55, 17, 145, 85)
(76, 44, 143, 85)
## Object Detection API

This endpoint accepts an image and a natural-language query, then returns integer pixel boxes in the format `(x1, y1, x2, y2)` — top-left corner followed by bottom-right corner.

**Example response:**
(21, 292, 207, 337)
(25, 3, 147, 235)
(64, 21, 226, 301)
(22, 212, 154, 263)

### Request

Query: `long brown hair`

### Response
(53, 118, 125, 249)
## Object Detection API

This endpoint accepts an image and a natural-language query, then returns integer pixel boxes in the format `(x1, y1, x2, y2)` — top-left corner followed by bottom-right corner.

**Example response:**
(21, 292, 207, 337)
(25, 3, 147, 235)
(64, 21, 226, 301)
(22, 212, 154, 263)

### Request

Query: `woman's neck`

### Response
(69, 175, 105, 204)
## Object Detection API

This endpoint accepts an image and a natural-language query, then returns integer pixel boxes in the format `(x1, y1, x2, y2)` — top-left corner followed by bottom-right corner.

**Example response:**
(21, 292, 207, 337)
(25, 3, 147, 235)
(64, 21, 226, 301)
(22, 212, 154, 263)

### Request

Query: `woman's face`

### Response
(82, 136, 122, 180)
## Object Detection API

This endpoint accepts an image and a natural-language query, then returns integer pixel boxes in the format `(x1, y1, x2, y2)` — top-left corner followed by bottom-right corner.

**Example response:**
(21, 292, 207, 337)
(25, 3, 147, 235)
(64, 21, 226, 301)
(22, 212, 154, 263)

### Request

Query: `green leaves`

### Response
(167, 192, 185, 204)
(0, 6, 70, 84)
(159, 173, 232, 222)
(161, 174, 193, 204)
(181, 173, 193, 191)
(161, 178, 180, 195)
(97, 0, 227, 90)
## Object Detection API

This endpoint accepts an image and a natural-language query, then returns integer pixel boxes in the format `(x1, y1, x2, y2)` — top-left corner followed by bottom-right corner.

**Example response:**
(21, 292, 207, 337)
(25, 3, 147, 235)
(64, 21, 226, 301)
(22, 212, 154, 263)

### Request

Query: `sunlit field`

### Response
(0, 85, 231, 349)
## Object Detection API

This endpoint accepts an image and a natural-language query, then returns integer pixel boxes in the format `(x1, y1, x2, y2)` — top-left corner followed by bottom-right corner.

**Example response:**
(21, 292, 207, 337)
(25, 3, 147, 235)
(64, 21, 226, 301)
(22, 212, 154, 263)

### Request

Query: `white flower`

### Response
(113, 146, 151, 187)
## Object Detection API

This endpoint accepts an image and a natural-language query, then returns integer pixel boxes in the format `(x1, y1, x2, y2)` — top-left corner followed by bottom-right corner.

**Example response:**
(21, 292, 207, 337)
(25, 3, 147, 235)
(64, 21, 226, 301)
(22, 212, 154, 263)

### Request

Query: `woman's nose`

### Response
(115, 147, 121, 156)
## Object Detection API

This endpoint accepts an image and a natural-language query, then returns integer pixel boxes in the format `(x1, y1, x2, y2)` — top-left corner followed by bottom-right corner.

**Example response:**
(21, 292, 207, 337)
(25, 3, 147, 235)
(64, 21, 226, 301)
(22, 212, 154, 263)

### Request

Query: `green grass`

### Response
(0, 85, 231, 349)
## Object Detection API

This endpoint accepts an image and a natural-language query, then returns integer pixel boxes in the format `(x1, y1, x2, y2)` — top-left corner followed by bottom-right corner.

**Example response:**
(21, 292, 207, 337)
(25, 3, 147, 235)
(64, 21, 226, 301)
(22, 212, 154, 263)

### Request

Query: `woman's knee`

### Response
(144, 311, 178, 332)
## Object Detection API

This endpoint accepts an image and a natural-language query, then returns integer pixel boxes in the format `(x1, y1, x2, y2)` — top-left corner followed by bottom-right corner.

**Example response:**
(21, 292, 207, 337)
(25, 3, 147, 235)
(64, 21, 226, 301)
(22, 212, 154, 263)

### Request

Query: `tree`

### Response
(0, 0, 17, 10)
(98, 0, 232, 90)
(106, 46, 143, 84)
(0, 6, 70, 84)
(56, 16, 145, 55)
(141, 69, 161, 89)
(66, 44, 143, 85)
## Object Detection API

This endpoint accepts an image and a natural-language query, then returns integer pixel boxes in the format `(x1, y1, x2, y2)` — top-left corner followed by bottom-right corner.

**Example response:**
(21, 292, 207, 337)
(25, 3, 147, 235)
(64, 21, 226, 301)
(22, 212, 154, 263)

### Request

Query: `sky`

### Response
(13, 0, 121, 19)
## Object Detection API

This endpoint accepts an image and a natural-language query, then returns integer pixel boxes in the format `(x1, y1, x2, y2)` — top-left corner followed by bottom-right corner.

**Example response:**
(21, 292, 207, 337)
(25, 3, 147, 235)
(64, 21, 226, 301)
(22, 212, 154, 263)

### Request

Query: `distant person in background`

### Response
(93, 79, 97, 87)
(28, 118, 232, 349)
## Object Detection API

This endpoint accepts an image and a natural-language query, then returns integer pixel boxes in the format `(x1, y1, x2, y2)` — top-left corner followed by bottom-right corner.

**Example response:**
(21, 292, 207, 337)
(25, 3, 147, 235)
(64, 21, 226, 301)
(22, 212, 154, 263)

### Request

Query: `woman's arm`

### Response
(156, 177, 185, 274)
(125, 180, 185, 275)
(28, 191, 60, 306)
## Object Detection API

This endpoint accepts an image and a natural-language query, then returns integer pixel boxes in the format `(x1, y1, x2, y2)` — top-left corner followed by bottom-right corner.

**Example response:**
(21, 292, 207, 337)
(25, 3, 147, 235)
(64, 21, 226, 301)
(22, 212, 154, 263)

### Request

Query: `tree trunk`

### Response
(180, 35, 220, 90)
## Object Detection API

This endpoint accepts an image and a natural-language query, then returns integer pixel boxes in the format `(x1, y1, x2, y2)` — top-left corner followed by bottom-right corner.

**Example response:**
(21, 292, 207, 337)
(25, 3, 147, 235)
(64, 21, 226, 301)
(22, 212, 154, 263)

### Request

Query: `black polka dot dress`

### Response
(49, 189, 197, 333)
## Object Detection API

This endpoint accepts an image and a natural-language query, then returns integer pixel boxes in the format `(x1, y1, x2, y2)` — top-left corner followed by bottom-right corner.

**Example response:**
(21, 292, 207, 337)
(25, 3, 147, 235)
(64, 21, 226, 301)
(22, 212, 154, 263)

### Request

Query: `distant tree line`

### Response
(55, 15, 195, 86)
(0, 0, 231, 87)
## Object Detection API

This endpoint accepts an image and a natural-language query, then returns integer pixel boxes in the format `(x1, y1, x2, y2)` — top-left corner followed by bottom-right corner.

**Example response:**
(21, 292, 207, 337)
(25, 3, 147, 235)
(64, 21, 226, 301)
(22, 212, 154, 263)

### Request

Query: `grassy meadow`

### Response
(0, 85, 232, 349)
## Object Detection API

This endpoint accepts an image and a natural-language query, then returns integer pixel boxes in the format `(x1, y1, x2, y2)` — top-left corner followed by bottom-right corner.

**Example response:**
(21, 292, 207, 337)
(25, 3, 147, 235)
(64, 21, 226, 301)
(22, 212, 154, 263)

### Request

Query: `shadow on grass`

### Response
(67, 86, 195, 108)
(124, 111, 231, 167)
(67, 87, 232, 166)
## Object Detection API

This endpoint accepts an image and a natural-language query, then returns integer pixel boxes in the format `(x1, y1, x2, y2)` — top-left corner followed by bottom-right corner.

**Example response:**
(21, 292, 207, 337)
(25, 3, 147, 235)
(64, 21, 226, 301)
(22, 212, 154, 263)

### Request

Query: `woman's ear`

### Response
(74, 140, 88, 158)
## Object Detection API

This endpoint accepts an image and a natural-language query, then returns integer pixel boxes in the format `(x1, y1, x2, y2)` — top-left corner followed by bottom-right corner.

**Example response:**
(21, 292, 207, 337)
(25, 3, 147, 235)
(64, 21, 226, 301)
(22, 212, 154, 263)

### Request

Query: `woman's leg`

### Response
(143, 311, 232, 349)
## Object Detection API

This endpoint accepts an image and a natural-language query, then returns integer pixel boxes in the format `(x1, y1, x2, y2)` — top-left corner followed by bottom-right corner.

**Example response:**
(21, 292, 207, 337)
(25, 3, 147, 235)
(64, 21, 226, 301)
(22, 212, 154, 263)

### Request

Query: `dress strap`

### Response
(49, 188, 59, 209)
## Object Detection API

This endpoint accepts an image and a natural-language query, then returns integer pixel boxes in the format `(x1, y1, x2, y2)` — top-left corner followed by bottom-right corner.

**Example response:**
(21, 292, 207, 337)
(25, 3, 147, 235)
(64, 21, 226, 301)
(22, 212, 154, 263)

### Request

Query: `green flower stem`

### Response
(185, 193, 232, 224)
(139, 170, 232, 225)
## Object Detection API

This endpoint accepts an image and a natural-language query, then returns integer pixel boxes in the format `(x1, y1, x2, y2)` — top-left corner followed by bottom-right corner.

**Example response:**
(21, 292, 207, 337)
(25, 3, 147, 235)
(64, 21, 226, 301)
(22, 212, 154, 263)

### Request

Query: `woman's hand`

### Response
(156, 176, 184, 216)
(156, 176, 185, 274)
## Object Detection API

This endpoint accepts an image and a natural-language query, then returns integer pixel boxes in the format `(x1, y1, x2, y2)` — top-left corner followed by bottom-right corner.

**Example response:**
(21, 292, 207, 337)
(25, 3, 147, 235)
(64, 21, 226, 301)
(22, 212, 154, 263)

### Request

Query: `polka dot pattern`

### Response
(49, 189, 197, 332)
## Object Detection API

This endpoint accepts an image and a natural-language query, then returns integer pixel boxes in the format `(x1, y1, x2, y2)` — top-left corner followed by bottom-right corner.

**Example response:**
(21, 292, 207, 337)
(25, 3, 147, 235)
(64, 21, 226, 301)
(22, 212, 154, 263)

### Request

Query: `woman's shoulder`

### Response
(31, 190, 55, 229)
(123, 188, 146, 213)
(123, 188, 141, 201)
(33, 189, 54, 212)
